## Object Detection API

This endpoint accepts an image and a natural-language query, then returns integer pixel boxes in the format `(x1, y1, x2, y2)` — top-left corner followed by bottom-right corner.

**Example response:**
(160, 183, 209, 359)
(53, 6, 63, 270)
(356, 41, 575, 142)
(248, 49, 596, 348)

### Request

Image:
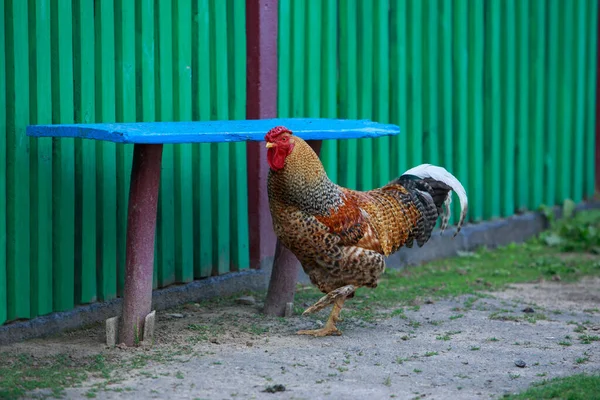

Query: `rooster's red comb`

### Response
(265, 126, 292, 142)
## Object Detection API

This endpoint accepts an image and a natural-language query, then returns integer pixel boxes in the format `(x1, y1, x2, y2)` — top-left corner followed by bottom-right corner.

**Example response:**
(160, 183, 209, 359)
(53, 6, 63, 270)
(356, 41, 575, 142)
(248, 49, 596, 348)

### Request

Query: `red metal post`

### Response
(120, 144, 163, 345)
(246, 0, 279, 270)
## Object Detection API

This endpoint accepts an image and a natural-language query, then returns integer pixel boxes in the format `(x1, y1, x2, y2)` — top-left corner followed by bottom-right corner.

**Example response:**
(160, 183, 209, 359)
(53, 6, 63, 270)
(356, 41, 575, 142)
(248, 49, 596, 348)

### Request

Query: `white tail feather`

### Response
(402, 164, 469, 235)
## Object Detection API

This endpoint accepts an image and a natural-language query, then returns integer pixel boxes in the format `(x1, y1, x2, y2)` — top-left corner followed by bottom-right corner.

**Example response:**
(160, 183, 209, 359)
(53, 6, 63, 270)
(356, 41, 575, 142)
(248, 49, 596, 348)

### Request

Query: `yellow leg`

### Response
(297, 297, 346, 337)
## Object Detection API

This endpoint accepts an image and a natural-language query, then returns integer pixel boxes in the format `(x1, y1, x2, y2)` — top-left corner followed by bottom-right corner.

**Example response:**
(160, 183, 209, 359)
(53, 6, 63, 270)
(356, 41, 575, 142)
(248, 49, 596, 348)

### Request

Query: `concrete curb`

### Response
(1, 201, 598, 346)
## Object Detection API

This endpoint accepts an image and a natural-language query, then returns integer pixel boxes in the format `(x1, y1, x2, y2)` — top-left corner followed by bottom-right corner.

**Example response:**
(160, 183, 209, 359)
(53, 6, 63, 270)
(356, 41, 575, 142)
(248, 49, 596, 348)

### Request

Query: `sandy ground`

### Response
(5, 278, 600, 400)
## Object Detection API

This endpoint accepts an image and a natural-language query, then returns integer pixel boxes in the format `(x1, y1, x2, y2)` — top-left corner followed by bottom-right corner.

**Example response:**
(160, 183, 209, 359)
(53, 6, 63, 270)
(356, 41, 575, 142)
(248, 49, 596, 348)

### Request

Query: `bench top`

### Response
(26, 118, 400, 144)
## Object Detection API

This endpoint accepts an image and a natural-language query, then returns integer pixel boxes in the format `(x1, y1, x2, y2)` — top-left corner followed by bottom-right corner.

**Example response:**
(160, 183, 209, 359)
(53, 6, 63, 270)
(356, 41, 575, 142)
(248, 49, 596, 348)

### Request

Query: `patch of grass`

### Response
(558, 340, 572, 347)
(449, 314, 464, 320)
(578, 334, 599, 344)
(506, 374, 600, 400)
(524, 313, 548, 324)
(470, 346, 480, 351)
(424, 351, 438, 357)
(413, 369, 422, 374)
(383, 376, 392, 387)
(487, 337, 499, 342)
(575, 356, 590, 364)
(489, 311, 521, 322)
(0, 352, 107, 399)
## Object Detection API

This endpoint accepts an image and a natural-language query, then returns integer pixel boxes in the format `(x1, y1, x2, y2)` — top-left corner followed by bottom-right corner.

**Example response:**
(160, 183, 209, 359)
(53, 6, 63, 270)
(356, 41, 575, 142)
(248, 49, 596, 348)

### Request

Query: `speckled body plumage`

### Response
(267, 135, 458, 295)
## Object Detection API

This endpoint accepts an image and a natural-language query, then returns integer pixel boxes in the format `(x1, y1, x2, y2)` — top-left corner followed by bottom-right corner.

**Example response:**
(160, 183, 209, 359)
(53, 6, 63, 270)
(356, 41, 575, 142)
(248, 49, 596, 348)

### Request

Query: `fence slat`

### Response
(338, 0, 358, 189)
(453, 0, 468, 222)
(156, 0, 176, 286)
(0, 0, 7, 325)
(586, 0, 599, 197)
(468, 0, 484, 221)
(306, 0, 321, 118)
(529, 0, 546, 210)
(320, 0, 337, 181)
(408, 0, 423, 169)
(545, 1, 559, 206)
(516, 0, 530, 210)
(174, 0, 194, 282)
(557, 1, 575, 204)
(291, 0, 305, 117)
(193, 0, 213, 278)
(484, 0, 501, 219)
(373, 0, 390, 188)
(94, 0, 118, 301)
(211, 0, 231, 275)
(277, 0, 291, 117)
(6, 0, 31, 320)
(358, 0, 374, 190)
(390, 0, 407, 177)
(440, 0, 454, 222)
(502, 0, 516, 217)
(51, 0, 75, 310)
(424, 0, 439, 167)
(115, 0, 136, 296)
(30, 0, 53, 315)
(73, 0, 96, 305)
(572, 1, 587, 204)
(228, 0, 249, 271)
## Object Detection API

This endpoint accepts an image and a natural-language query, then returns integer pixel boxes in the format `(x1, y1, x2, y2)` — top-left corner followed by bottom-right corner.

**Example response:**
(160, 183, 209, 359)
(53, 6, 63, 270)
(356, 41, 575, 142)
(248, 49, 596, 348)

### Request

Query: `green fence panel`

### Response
(516, 0, 529, 211)
(0, 0, 6, 325)
(1, 0, 598, 327)
(6, 0, 31, 321)
(468, 0, 484, 222)
(1, 0, 250, 326)
(278, 0, 597, 224)
(586, 0, 599, 198)
(29, 0, 53, 316)
(529, 0, 546, 210)
(546, 1, 559, 207)
(74, 0, 97, 305)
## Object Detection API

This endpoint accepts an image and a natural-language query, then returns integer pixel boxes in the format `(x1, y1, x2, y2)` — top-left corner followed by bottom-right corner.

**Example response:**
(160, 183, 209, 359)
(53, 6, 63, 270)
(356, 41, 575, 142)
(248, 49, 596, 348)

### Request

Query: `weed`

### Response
(579, 334, 599, 344)
(470, 346, 480, 351)
(424, 351, 438, 357)
(558, 341, 572, 347)
(487, 337, 499, 342)
(449, 314, 464, 320)
(383, 376, 392, 387)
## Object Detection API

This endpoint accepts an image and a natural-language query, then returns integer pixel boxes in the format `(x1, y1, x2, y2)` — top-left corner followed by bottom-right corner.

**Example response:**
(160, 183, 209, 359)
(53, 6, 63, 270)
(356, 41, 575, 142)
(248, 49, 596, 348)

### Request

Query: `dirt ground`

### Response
(3, 277, 599, 400)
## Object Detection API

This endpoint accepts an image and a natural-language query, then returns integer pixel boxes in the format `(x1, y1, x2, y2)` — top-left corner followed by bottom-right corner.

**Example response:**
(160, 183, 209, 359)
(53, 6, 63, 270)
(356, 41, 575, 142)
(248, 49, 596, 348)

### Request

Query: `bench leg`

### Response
(264, 140, 323, 316)
(120, 144, 163, 346)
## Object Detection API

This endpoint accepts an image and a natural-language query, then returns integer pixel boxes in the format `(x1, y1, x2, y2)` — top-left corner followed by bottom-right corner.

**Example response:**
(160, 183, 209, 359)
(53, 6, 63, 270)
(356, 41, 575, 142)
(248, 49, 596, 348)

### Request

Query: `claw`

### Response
(302, 285, 355, 315)
(297, 326, 342, 337)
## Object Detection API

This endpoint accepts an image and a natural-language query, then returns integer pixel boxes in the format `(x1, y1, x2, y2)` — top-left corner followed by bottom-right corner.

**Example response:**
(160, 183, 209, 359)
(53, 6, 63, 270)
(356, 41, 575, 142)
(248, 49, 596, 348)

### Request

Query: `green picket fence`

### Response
(278, 0, 598, 223)
(1, 0, 598, 326)
(0, 0, 249, 326)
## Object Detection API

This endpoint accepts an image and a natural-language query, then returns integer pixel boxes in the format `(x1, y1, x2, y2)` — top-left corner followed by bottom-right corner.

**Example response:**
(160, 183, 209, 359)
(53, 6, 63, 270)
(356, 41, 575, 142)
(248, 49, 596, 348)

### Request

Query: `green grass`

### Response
(0, 353, 101, 399)
(507, 374, 600, 400)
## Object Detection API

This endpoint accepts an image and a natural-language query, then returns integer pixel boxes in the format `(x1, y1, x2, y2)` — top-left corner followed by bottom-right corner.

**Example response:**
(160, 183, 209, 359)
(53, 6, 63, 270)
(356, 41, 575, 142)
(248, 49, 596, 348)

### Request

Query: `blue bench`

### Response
(27, 118, 400, 344)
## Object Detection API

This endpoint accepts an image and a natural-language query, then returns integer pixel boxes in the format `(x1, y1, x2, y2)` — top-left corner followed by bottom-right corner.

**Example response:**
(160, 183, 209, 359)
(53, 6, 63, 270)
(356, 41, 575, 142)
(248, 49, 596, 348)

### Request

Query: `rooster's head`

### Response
(265, 126, 296, 171)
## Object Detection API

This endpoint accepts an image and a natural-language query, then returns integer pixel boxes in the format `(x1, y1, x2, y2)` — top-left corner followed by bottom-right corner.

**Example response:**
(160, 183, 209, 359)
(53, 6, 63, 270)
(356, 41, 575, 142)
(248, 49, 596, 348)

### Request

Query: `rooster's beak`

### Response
(265, 142, 275, 149)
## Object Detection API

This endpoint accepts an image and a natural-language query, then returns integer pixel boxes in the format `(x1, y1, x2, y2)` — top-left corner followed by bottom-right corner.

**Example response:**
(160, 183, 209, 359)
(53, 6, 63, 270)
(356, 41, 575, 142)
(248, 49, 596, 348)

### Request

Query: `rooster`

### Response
(265, 126, 468, 337)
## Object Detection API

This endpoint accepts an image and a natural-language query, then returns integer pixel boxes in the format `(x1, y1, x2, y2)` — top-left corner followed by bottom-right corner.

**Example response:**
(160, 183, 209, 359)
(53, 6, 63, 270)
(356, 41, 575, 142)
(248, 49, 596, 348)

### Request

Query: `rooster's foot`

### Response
(302, 285, 356, 315)
(296, 325, 342, 337)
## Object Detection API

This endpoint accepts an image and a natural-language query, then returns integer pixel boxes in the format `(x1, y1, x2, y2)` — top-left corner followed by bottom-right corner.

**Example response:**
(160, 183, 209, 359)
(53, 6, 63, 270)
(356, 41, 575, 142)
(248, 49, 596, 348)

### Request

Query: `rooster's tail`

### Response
(397, 164, 468, 238)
